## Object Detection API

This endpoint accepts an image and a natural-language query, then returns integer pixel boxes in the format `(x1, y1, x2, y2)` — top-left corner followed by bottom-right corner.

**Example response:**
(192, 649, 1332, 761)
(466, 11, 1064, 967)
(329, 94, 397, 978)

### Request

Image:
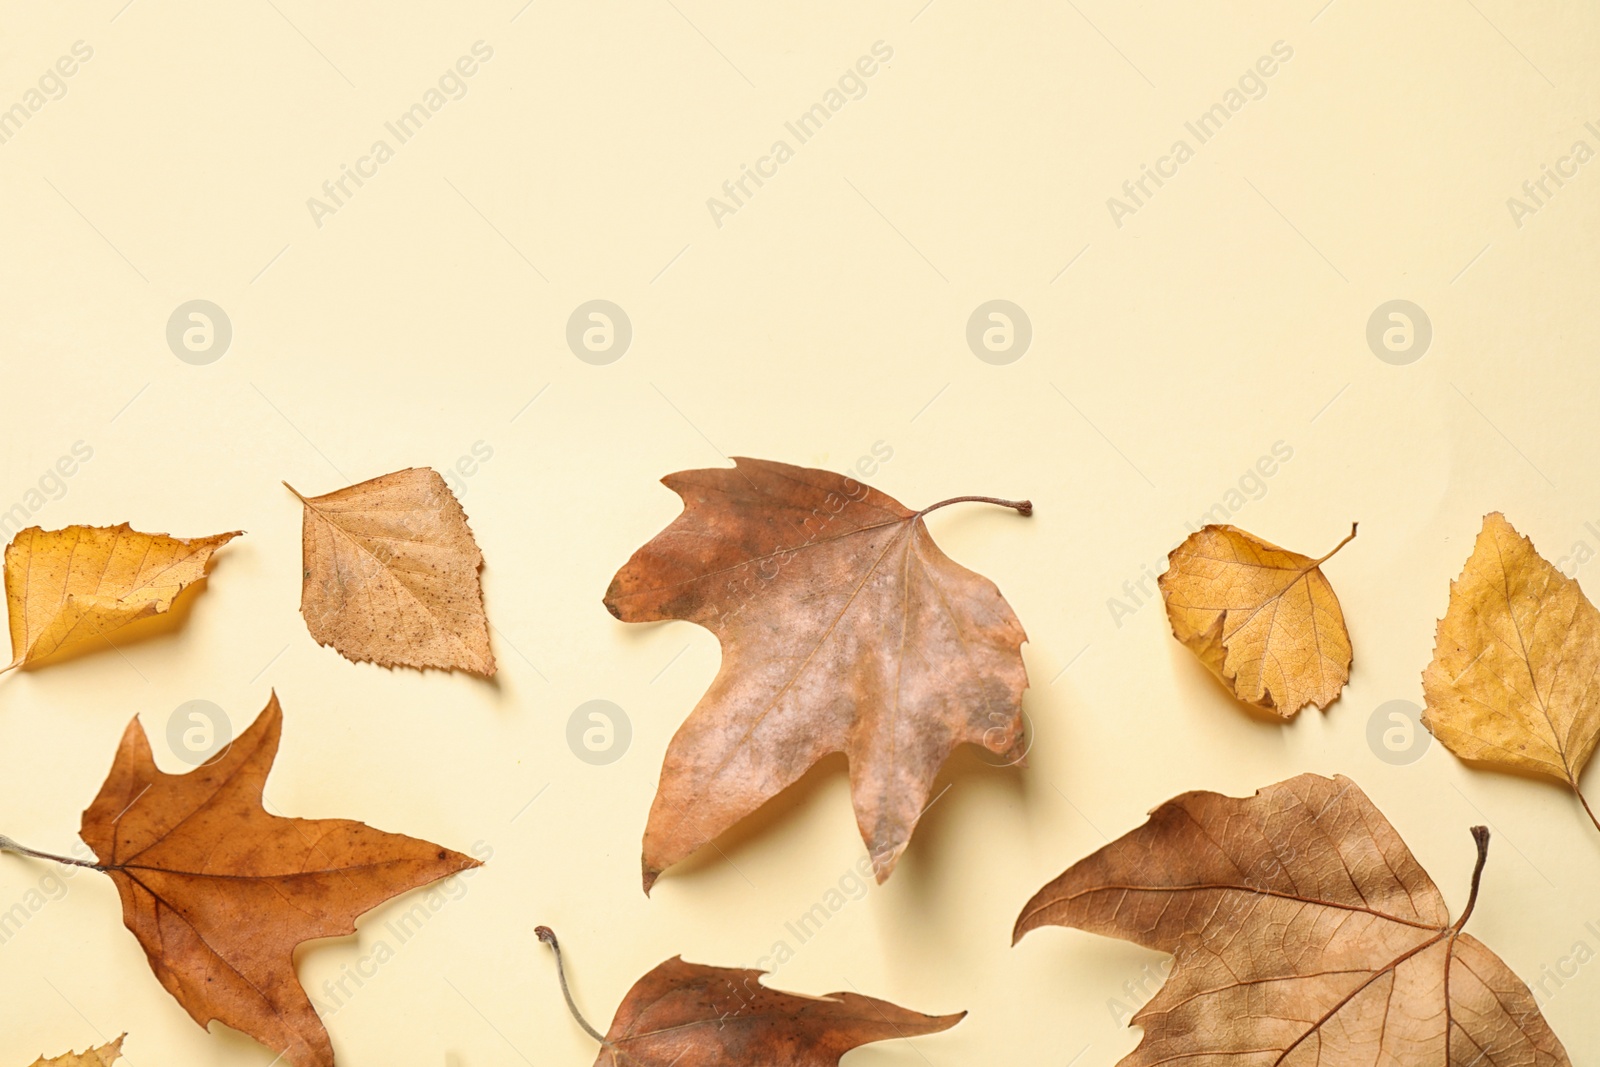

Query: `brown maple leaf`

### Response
(1158, 523, 1356, 717)
(27, 1035, 125, 1067)
(1422, 512, 1600, 834)
(3, 524, 239, 672)
(286, 468, 494, 676)
(0, 693, 480, 1067)
(603, 457, 1031, 890)
(1013, 773, 1570, 1066)
(537, 926, 963, 1065)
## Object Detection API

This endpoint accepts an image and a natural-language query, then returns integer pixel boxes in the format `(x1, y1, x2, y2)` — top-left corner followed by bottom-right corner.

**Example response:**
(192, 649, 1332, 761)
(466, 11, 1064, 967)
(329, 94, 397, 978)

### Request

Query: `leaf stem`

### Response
(917, 496, 1033, 518)
(536, 926, 605, 1044)
(1313, 522, 1359, 566)
(0, 835, 103, 870)
(1449, 826, 1491, 935)
(1574, 783, 1600, 836)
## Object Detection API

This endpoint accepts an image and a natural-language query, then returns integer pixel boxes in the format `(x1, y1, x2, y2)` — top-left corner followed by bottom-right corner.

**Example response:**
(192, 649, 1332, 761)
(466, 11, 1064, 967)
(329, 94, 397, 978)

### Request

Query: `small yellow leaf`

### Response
(287, 468, 494, 676)
(28, 1034, 125, 1066)
(4, 525, 239, 672)
(1422, 512, 1600, 792)
(1158, 523, 1356, 717)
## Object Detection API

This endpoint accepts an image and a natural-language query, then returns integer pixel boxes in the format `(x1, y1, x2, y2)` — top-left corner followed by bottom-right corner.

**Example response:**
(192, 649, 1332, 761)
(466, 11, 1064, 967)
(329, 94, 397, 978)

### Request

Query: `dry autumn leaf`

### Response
(27, 1036, 125, 1067)
(604, 457, 1031, 891)
(1014, 773, 1569, 1066)
(286, 467, 494, 676)
(3, 524, 239, 672)
(1158, 522, 1356, 717)
(537, 926, 963, 1065)
(0, 693, 481, 1067)
(1422, 512, 1600, 834)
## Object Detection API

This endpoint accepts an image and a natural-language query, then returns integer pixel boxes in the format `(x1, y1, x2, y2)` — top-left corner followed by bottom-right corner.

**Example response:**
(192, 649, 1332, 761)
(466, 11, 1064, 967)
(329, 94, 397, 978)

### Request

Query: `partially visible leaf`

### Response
(1422, 512, 1600, 830)
(539, 927, 963, 1066)
(27, 1036, 125, 1067)
(1158, 523, 1355, 717)
(3, 524, 239, 672)
(1014, 773, 1569, 1066)
(287, 468, 494, 676)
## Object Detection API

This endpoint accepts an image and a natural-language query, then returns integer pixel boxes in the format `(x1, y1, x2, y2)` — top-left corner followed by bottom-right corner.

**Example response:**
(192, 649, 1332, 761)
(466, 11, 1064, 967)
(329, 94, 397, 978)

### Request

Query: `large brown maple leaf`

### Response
(604, 458, 1031, 891)
(1013, 773, 1569, 1066)
(4, 692, 481, 1067)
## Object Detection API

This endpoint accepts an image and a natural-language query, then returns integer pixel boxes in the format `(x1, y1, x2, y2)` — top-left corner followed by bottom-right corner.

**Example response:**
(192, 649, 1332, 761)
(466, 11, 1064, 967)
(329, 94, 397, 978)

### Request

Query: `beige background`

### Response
(3, 1, 1600, 1063)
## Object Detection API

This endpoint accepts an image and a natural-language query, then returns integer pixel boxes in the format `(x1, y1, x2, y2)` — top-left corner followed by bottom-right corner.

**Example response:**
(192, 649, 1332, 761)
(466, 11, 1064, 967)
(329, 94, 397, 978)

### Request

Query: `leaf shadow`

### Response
(889, 743, 1028, 895)
(1165, 638, 1299, 728)
(14, 573, 216, 674)
(1444, 749, 1599, 838)
(655, 751, 852, 890)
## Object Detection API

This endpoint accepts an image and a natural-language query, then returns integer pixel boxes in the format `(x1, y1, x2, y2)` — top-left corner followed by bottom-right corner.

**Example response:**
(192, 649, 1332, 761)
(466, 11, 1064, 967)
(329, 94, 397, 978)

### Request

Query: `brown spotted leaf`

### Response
(604, 458, 1031, 891)
(1158, 523, 1356, 717)
(287, 467, 494, 676)
(61, 693, 479, 1067)
(1013, 773, 1569, 1066)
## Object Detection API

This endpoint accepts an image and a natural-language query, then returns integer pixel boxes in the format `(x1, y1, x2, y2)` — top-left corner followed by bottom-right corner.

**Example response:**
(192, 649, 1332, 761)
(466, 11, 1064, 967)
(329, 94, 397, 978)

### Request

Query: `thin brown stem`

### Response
(1313, 522, 1359, 566)
(1574, 783, 1600, 836)
(282, 481, 310, 504)
(917, 496, 1033, 518)
(536, 926, 605, 1044)
(1449, 826, 1491, 935)
(0, 835, 103, 870)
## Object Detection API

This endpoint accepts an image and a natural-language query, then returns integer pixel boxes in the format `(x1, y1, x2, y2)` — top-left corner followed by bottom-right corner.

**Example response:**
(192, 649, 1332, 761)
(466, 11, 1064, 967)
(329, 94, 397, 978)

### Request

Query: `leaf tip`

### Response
(869, 843, 905, 885)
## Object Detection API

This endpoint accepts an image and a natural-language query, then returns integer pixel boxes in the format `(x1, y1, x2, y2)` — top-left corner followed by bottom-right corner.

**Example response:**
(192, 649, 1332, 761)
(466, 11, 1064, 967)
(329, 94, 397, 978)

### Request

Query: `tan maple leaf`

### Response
(27, 1036, 125, 1067)
(1422, 512, 1600, 832)
(1, 693, 481, 1067)
(287, 468, 494, 676)
(1014, 773, 1570, 1066)
(537, 927, 963, 1066)
(605, 457, 1031, 890)
(1158, 522, 1356, 716)
(3, 524, 239, 672)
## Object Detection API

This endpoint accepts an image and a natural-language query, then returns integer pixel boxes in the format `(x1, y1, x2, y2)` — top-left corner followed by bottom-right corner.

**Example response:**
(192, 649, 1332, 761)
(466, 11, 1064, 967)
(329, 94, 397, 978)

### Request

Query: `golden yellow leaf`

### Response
(287, 468, 494, 676)
(1158, 523, 1356, 717)
(1422, 512, 1600, 830)
(28, 1034, 125, 1066)
(3, 525, 239, 672)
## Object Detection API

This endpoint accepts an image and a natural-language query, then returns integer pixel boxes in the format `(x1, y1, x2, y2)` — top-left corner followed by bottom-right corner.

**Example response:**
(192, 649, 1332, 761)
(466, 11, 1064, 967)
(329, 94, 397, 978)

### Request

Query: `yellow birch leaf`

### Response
(4, 525, 239, 672)
(28, 1035, 125, 1066)
(1158, 523, 1356, 718)
(1422, 512, 1600, 830)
